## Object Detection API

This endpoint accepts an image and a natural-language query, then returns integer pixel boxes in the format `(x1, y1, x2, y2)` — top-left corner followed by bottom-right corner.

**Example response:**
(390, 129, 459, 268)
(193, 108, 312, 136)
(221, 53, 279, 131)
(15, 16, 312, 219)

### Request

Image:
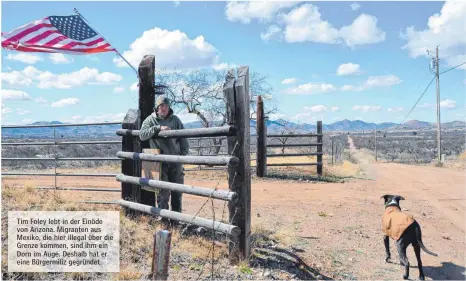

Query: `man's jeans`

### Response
(157, 163, 184, 213)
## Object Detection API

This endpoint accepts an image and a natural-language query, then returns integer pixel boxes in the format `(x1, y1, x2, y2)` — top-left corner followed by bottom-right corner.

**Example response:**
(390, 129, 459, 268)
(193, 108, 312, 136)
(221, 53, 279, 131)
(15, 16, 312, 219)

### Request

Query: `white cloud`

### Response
(339, 14, 385, 47)
(352, 105, 382, 112)
(35, 97, 48, 104)
(281, 78, 298, 85)
(1, 70, 33, 86)
(350, 2, 361, 11)
(387, 107, 404, 112)
(93, 72, 123, 85)
(113, 27, 219, 69)
(440, 99, 456, 109)
(337, 63, 361, 76)
(284, 83, 336, 95)
(130, 82, 139, 92)
(114, 87, 125, 93)
(290, 112, 318, 123)
(303, 105, 328, 113)
(364, 75, 402, 88)
(261, 25, 282, 41)
(341, 75, 402, 91)
(1, 89, 31, 101)
(281, 4, 385, 47)
(341, 84, 357, 92)
(411, 100, 456, 110)
(213, 62, 237, 71)
(17, 109, 30, 115)
(173, 1, 180, 7)
(331, 106, 340, 112)
(2, 66, 122, 89)
(282, 4, 340, 44)
(289, 109, 326, 124)
(49, 54, 73, 64)
(225, 1, 296, 24)
(51, 98, 79, 108)
(6, 53, 43, 64)
(401, 1, 466, 69)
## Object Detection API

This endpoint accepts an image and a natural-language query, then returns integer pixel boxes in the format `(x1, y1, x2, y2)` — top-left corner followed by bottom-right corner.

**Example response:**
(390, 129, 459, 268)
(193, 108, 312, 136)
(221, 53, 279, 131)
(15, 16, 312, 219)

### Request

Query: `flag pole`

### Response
(73, 8, 139, 77)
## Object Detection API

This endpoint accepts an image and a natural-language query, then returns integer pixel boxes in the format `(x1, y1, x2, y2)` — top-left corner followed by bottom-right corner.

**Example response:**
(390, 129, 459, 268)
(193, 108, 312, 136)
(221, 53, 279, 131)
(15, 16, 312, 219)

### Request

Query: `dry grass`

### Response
(432, 150, 466, 170)
(271, 227, 297, 249)
(0, 183, 235, 280)
(171, 235, 227, 260)
(324, 160, 360, 178)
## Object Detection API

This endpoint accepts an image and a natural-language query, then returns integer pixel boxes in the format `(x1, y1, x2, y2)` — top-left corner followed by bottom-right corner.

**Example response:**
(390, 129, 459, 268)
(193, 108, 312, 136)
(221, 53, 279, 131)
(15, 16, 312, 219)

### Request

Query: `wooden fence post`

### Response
(256, 95, 267, 177)
(152, 230, 172, 281)
(121, 109, 141, 210)
(317, 121, 323, 176)
(224, 67, 251, 264)
(138, 54, 156, 207)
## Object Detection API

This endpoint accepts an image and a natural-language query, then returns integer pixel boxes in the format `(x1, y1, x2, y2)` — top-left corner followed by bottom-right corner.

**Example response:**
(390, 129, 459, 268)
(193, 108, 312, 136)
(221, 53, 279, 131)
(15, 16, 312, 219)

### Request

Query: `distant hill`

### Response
(1, 119, 464, 139)
(399, 120, 432, 129)
(442, 121, 466, 128)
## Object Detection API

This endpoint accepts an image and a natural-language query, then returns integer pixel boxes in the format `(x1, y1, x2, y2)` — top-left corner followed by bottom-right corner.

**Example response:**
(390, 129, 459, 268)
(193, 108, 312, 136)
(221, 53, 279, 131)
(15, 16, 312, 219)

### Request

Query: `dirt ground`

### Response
(2, 136, 465, 280)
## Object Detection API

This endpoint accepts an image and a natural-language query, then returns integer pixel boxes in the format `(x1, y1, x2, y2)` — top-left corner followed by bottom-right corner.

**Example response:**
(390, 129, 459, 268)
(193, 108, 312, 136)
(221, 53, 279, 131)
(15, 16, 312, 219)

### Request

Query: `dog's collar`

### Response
(386, 203, 400, 208)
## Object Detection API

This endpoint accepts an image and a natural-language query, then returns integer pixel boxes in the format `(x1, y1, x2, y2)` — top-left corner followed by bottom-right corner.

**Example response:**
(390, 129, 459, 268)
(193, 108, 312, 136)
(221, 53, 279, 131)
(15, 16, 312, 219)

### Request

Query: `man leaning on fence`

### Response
(139, 95, 190, 215)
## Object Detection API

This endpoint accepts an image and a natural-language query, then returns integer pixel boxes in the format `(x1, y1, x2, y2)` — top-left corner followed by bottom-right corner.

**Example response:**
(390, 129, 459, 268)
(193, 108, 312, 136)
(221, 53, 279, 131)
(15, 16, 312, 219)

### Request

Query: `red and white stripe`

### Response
(1, 17, 114, 54)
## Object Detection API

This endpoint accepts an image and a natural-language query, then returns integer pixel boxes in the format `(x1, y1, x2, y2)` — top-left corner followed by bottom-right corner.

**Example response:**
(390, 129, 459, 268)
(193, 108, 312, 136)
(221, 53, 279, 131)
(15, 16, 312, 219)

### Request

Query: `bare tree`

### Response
(156, 68, 276, 126)
(270, 120, 298, 154)
(155, 68, 277, 154)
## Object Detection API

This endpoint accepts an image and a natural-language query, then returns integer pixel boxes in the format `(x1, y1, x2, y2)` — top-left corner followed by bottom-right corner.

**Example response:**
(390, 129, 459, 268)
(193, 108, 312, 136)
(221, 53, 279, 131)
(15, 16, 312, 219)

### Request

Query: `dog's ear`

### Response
(381, 194, 390, 202)
(396, 195, 405, 201)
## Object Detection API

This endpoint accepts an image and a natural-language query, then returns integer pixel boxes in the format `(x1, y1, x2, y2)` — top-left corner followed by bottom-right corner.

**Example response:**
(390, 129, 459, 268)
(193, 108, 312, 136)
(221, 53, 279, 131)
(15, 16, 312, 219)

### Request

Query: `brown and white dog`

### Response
(381, 194, 438, 280)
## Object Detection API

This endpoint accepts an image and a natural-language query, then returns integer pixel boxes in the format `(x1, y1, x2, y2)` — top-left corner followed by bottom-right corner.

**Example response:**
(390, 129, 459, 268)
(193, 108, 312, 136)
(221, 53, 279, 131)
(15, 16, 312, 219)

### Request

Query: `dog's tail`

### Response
(415, 221, 438, 256)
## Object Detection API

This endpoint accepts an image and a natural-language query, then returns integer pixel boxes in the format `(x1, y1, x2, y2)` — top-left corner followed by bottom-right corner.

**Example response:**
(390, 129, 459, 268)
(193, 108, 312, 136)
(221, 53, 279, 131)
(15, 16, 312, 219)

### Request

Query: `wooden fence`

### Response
(255, 96, 323, 177)
(114, 55, 251, 263)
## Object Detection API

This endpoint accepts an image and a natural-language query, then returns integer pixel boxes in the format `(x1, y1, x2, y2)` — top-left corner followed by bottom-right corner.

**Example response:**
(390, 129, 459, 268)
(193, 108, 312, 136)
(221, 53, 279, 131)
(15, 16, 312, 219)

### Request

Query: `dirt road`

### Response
(2, 136, 465, 280)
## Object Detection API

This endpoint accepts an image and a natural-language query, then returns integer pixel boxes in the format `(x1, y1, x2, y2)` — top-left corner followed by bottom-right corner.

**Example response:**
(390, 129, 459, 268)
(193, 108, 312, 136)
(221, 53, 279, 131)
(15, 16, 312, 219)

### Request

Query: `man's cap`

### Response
(156, 95, 171, 109)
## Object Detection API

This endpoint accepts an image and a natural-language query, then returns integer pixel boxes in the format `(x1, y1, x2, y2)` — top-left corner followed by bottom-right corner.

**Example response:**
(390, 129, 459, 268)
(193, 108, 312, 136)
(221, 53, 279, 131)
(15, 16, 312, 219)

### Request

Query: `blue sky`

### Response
(1, 1, 465, 126)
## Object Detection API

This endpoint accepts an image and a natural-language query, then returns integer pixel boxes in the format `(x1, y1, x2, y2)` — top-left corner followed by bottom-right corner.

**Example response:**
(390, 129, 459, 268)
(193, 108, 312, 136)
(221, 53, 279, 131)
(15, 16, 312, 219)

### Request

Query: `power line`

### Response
(390, 76, 436, 132)
(440, 61, 466, 75)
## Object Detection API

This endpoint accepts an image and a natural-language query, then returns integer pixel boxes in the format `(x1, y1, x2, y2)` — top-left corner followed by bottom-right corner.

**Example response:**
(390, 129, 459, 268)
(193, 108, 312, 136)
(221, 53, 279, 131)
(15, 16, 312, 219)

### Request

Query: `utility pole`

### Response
(435, 45, 442, 165)
(374, 126, 377, 162)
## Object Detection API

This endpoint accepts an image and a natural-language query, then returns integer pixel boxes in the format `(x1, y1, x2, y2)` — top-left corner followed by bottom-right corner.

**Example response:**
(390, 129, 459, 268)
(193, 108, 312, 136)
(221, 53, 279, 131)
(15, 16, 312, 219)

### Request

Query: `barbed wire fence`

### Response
(163, 140, 240, 280)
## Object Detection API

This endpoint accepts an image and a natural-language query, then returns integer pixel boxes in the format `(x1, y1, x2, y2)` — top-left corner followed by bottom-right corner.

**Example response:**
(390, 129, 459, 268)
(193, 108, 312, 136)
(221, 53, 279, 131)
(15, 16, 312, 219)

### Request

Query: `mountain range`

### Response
(1, 119, 464, 139)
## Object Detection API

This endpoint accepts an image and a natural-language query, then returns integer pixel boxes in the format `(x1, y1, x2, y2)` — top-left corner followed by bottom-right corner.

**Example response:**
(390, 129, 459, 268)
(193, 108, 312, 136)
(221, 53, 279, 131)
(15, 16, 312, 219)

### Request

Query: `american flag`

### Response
(1, 15, 115, 54)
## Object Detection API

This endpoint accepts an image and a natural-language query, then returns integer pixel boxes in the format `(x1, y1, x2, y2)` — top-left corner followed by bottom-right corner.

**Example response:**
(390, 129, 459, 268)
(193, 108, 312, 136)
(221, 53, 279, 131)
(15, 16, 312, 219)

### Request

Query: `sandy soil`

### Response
(2, 136, 465, 280)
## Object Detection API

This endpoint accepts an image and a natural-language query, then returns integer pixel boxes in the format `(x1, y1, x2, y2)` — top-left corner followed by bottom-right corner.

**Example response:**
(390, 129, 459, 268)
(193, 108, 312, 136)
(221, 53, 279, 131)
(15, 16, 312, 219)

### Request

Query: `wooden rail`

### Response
(116, 151, 239, 166)
(116, 200, 241, 236)
(266, 143, 322, 147)
(116, 174, 238, 202)
(267, 152, 323, 157)
(116, 126, 235, 138)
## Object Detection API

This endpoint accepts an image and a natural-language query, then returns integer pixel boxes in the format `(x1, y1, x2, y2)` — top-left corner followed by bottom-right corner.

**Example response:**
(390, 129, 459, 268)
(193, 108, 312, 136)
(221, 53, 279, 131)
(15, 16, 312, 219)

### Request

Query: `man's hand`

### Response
(160, 126, 171, 131)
